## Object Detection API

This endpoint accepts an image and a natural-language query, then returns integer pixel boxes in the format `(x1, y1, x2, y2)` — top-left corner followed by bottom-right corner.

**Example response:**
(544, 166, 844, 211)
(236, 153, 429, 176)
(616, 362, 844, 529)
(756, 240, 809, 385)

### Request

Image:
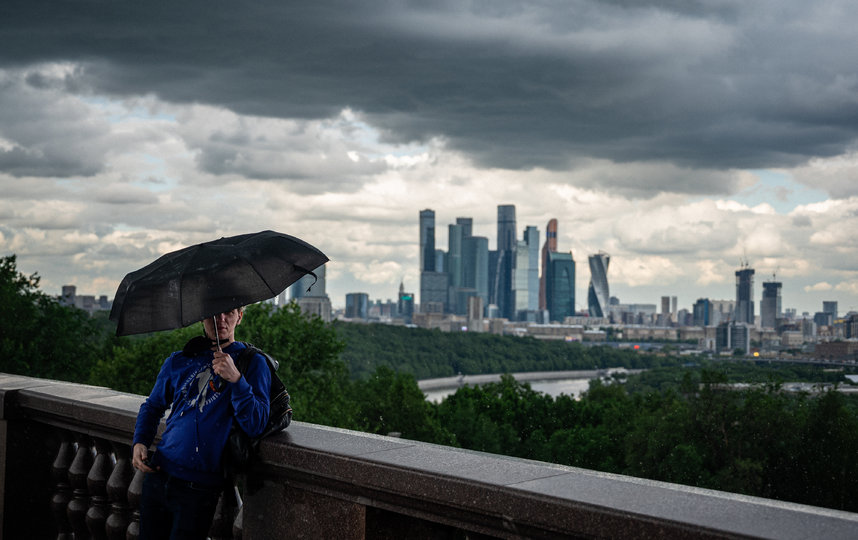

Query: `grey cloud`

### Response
(792, 215, 812, 227)
(92, 185, 160, 205)
(3, 1, 858, 194)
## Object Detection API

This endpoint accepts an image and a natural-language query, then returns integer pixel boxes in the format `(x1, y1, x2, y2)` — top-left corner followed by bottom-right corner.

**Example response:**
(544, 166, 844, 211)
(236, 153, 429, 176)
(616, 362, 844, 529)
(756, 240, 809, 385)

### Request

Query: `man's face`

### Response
(203, 308, 243, 344)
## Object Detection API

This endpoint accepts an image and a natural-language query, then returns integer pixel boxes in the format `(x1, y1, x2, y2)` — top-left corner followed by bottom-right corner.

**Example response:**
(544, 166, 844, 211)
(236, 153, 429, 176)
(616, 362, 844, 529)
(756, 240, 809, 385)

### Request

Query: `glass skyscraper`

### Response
(546, 251, 575, 322)
(734, 265, 755, 324)
(587, 252, 610, 318)
(761, 280, 782, 329)
(539, 218, 558, 311)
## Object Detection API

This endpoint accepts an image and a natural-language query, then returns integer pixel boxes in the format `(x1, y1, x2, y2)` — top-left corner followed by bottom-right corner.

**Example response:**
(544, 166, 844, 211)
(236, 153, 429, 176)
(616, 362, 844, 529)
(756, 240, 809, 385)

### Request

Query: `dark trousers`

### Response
(140, 470, 223, 540)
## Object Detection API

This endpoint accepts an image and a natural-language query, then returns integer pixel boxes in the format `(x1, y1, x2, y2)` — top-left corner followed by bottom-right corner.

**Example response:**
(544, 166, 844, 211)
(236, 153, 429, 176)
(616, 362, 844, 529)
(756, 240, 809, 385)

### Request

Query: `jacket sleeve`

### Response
(230, 351, 271, 438)
(132, 353, 176, 448)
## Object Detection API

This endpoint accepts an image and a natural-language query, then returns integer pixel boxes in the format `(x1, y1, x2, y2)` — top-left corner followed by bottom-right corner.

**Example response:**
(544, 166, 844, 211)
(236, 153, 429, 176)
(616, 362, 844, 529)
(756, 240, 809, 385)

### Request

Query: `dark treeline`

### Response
(4, 254, 858, 512)
(334, 320, 679, 379)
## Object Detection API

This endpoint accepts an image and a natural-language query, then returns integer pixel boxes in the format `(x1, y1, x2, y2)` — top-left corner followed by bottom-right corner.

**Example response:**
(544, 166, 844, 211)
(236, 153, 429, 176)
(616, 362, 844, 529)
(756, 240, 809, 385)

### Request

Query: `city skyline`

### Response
(3, 2, 858, 317)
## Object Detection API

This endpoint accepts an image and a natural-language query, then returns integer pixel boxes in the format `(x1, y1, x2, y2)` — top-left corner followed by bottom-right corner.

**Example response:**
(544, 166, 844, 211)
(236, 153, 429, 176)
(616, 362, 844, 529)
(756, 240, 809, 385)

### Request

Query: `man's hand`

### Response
(132, 443, 156, 472)
(212, 350, 241, 383)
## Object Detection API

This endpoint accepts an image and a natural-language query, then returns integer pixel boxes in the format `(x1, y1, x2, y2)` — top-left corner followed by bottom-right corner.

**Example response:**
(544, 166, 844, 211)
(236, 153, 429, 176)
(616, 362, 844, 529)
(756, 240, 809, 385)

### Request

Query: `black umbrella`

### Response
(109, 230, 328, 336)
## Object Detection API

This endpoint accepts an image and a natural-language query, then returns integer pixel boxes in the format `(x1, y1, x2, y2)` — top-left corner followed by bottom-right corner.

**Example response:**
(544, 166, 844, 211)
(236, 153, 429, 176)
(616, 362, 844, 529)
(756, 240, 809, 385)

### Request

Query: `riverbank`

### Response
(417, 368, 641, 391)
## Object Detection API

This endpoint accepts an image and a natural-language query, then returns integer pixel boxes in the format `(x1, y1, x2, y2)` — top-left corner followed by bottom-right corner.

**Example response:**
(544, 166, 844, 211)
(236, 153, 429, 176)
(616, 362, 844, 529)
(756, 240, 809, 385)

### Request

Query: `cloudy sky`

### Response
(2, 1, 858, 316)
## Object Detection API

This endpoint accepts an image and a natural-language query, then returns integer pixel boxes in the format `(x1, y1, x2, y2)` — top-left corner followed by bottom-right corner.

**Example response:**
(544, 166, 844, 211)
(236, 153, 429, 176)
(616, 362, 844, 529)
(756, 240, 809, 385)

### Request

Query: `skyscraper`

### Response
(539, 219, 558, 310)
(546, 251, 575, 322)
(823, 301, 838, 319)
(419, 209, 448, 311)
(419, 209, 436, 272)
(456, 217, 473, 238)
(496, 205, 516, 251)
(447, 223, 465, 290)
(512, 226, 540, 318)
(524, 226, 540, 312)
(693, 298, 713, 326)
(463, 235, 489, 308)
(761, 279, 782, 329)
(345, 293, 369, 319)
(491, 205, 516, 319)
(734, 264, 755, 324)
(587, 252, 610, 318)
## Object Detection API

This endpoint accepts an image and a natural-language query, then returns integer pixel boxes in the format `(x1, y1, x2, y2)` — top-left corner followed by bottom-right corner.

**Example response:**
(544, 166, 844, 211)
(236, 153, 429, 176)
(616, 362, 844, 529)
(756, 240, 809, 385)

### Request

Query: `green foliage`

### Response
(334, 321, 677, 380)
(349, 366, 455, 444)
(89, 326, 202, 395)
(238, 302, 349, 426)
(434, 365, 858, 512)
(0, 255, 110, 382)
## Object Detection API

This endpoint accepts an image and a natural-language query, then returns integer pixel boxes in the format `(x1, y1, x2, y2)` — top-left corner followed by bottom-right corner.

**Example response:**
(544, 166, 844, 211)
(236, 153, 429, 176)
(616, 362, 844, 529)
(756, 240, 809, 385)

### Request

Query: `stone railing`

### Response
(3, 372, 858, 539)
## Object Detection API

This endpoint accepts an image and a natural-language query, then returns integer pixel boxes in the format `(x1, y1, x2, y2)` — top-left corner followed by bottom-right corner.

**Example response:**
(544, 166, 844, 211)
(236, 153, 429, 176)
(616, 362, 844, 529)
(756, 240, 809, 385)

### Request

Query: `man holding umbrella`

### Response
(131, 307, 271, 539)
(111, 230, 329, 539)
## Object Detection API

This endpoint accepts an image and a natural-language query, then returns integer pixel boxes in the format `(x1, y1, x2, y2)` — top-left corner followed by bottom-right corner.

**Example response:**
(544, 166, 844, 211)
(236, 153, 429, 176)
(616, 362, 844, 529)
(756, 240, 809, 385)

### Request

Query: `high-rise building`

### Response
(693, 298, 713, 326)
(398, 282, 414, 324)
(491, 205, 516, 319)
(419, 209, 436, 272)
(512, 226, 540, 318)
(456, 217, 473, 238)
(588, 252, 610, 318)
(545, 251, 575, 322)
(716, 321, 751, 354)
(462, 235, 489, 308)
(761, 279, 782, 329)
(419, 209, 448, 311)
(823, 301, 838, 319)
(345, 293, 370, 319)
(539, 219, 558, 310)
(734, 264, 755, 324)
(497, 205, 516, 251)
(447, 223, 465, 289)
(524, 226, 540, 312)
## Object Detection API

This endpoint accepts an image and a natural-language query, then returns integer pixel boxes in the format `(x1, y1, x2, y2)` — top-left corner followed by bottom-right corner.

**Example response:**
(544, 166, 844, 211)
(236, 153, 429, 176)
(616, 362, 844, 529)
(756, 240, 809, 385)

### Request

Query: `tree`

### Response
(350, 366, 455, 444)
(0, 255, 108, 382)
(240, 302, 349, 427)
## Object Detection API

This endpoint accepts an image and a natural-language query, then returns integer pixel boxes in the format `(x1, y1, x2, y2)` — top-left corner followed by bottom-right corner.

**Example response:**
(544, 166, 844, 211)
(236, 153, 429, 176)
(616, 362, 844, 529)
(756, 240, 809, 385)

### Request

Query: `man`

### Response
(132, 307, 271, 539)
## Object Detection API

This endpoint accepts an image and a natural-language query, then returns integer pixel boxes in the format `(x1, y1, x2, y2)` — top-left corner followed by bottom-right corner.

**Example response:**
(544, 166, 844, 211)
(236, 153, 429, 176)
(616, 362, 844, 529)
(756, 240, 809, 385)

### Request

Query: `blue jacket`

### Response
(133, 341, 271, 486)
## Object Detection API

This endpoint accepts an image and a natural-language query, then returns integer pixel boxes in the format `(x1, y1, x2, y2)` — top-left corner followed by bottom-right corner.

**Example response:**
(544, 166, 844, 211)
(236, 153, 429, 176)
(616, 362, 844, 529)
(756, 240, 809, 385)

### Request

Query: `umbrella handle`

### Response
(213, 315, 222, 352)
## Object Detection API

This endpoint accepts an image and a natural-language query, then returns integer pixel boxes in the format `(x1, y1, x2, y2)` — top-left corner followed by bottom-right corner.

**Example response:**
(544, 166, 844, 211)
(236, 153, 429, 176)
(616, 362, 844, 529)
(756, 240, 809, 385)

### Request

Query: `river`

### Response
(418, 368, 639, 403)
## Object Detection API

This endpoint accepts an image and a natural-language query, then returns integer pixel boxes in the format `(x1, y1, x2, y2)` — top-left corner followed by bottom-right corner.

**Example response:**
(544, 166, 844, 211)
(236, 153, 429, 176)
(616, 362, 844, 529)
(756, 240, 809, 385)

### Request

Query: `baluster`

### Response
(125, 468, 144, 540)
(105, 443, 133, 540)
(67, 434, 94, 540)
(232, 489, 244, 540)
(51, 431, 75, 540)
(86, 438, 114, 540)
(209, 491, 233, 540)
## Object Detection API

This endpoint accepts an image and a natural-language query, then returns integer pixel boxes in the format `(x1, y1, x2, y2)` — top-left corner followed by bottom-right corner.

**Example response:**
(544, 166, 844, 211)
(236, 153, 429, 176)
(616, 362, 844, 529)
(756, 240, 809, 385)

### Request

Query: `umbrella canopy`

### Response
(109, 230, 328, 336)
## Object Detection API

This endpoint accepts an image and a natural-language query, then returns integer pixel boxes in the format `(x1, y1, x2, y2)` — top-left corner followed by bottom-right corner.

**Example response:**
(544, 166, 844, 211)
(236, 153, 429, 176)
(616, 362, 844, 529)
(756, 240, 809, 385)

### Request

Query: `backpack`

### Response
(226, 342, 293, 471)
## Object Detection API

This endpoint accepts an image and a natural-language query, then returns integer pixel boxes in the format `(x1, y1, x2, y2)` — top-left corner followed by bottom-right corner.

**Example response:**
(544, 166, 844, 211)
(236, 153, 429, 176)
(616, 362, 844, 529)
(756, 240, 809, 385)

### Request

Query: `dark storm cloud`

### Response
(3, 0, 858, 187)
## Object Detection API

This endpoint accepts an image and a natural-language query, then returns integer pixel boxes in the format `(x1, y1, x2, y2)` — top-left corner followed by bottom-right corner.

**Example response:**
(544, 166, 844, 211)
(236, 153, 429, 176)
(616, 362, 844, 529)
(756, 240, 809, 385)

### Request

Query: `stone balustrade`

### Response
(3, 372, 858, 539)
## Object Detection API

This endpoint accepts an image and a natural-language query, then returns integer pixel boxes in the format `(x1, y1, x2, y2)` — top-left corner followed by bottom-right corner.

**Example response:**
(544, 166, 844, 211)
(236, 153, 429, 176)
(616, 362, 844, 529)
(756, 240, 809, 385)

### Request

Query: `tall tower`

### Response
(456, 217, 473, 238)
(539, 219, 558, 310)
(513, 226, 540, 317)
(419, 209, 436, 272)
(463, 235, 489, 308)
(734, 263, 755, 324)
(761, 278, 782, 329)
(546, 251, 575, 322)
(419, 209, 447, 311)
(496, 205, 516, 251)
(492, 205, 516, 319)
(587, 252, 610, 318)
